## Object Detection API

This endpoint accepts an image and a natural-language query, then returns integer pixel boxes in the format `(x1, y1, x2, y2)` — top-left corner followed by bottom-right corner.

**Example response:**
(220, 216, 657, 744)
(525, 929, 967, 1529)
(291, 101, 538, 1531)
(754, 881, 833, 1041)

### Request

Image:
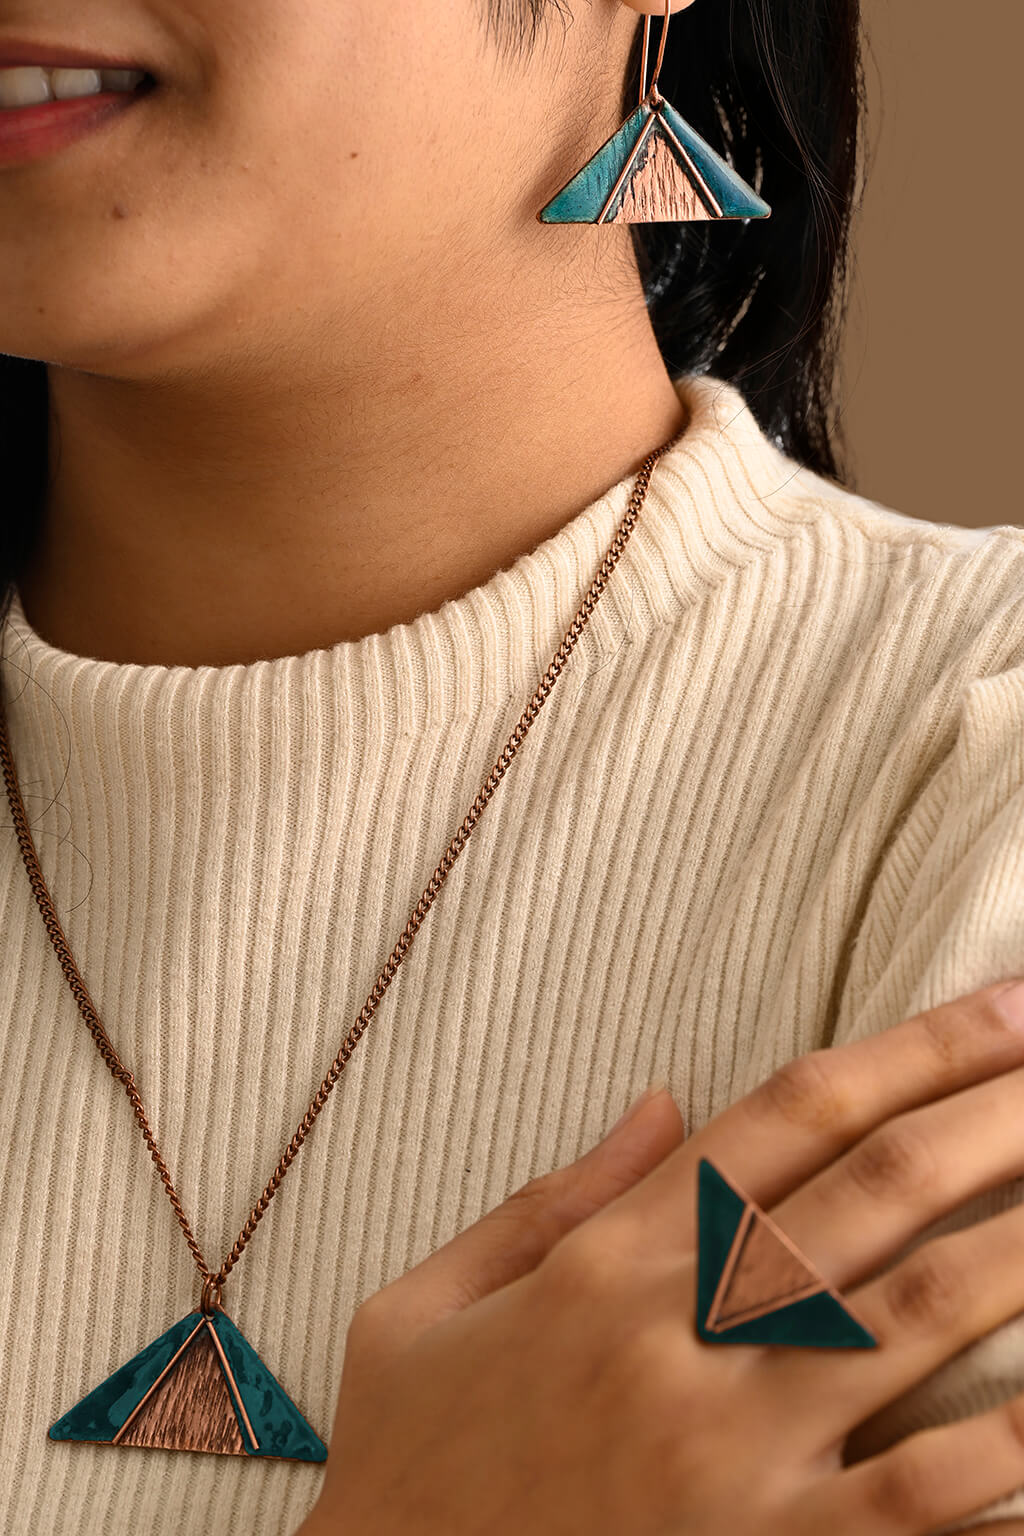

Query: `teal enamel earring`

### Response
(537, 0, 771, 225)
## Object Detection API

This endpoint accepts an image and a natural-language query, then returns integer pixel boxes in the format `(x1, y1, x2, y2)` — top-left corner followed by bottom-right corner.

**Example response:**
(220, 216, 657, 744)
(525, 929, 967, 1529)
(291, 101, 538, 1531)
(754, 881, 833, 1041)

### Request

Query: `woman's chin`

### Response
(0, 288, 228, 378)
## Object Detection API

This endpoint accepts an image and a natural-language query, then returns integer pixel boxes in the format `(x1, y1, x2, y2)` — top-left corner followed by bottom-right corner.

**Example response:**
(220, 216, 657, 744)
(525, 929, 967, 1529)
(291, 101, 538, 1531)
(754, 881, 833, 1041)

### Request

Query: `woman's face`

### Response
(0, 0, 636, 377)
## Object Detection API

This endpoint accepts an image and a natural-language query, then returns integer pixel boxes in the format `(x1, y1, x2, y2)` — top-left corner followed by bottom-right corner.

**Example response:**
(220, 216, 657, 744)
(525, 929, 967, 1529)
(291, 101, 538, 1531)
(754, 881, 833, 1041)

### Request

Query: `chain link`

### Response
(0, 427, 683, 1305)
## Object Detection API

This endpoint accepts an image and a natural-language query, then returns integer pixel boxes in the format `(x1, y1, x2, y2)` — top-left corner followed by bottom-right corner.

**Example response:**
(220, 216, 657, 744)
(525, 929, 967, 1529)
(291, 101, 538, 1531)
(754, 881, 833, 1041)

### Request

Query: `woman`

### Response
(2, 0, 1024, 1531)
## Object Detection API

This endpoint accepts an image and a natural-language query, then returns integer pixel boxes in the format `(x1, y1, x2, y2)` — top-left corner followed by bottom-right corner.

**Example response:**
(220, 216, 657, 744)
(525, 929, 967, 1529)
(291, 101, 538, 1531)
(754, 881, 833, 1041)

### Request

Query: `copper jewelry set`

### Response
(541, 1, 876, 1353)
(1, 0, 872, 1476)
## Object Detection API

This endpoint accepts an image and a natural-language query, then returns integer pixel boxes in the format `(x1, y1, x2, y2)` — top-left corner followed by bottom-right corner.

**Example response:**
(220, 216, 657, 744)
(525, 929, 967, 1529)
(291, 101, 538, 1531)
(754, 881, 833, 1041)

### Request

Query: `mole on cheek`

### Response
(110, 203, 129, 220)
(350, 152, 358, 159)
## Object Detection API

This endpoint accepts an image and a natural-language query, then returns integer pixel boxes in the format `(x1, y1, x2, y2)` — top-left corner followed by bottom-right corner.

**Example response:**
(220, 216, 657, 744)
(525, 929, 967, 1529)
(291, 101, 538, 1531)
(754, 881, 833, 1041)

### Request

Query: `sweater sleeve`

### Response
(831, 646, 1024, 1531)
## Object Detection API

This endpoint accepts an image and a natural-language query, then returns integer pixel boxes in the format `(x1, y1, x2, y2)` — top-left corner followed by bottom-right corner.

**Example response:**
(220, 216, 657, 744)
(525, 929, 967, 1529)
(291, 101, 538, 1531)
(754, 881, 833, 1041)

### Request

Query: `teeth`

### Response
(50, 67, 102, 101)
(0, 63, 146, 110)
(0, 66, 51, 108)
(99, 68, 145, 92)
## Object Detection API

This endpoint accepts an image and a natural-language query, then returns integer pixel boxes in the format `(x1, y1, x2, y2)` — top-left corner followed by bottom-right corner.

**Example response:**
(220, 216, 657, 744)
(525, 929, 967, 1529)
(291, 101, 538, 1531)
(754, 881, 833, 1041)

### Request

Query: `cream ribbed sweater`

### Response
(2, 372, 1024, 1536)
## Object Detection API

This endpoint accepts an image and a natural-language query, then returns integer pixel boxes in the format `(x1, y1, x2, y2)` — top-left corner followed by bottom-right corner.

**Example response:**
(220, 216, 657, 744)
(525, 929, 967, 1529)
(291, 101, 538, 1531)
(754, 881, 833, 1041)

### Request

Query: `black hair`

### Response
(0, 355, 46, 622)
(0, 0, 864, 614)
(625, 0, 864, 475)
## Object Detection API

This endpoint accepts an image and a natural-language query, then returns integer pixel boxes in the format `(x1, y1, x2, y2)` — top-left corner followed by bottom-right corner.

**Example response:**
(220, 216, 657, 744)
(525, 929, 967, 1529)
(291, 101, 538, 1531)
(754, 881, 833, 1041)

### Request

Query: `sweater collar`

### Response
(2, 371, 814, 742)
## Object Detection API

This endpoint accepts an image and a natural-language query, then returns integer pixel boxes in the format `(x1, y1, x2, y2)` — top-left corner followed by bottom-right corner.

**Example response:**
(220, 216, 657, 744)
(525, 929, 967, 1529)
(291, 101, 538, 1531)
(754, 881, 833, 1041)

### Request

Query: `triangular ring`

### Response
(694, 1157, 879, 1348)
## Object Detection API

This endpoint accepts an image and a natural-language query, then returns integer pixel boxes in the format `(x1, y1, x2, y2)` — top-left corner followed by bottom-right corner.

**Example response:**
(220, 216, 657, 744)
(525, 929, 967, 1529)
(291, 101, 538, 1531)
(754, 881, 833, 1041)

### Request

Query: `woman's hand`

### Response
(299, 978, 1024, 1536)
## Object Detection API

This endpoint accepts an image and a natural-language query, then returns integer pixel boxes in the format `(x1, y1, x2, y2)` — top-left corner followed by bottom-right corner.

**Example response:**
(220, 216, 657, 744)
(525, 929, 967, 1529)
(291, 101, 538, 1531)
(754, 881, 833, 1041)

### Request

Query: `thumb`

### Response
(363, 1084, 685, 1348)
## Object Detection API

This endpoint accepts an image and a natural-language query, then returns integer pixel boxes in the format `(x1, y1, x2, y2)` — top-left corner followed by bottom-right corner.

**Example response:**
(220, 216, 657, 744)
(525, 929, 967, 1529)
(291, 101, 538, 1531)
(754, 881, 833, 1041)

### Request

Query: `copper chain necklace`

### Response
(0, 428, 683, 1463)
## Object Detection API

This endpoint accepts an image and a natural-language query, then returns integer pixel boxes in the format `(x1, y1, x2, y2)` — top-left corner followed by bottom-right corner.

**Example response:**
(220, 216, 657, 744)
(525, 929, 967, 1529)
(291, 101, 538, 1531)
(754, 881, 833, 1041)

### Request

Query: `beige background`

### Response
(843, 1, 1021, 527)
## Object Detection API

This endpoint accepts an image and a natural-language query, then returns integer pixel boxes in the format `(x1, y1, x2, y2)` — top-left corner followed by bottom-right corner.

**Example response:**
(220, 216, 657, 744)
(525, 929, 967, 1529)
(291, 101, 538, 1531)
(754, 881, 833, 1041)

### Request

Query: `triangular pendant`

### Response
(49, 1309, 328, 1462)
(537, 95, 771, 225)
(694, 1157, 878, 1348)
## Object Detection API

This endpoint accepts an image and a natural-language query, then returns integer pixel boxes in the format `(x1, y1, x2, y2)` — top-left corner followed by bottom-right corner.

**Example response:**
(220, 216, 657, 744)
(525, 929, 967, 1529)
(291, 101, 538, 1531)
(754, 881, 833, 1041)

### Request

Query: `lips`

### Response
(0, 36, 157, 167)
(0, 83, 153, 169)
(0, 39, 151, 71)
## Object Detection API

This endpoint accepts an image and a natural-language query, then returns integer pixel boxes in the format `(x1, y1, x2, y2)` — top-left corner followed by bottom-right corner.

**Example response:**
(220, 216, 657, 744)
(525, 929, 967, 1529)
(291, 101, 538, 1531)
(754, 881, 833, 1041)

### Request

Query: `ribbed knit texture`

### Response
(2, 372, 1024, 1535)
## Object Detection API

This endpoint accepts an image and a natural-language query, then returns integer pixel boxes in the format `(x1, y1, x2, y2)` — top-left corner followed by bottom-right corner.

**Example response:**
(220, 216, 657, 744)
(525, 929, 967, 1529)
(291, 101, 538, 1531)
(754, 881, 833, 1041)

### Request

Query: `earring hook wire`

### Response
(639, 0, 672, 106)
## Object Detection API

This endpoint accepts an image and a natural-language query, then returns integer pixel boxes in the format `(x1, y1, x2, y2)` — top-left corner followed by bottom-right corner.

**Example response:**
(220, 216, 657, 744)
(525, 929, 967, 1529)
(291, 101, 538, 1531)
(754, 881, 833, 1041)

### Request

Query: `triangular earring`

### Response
(538, 1, 770, 225)
(694, 1158, 878, 1348)
(48, 1308, 328, 1462)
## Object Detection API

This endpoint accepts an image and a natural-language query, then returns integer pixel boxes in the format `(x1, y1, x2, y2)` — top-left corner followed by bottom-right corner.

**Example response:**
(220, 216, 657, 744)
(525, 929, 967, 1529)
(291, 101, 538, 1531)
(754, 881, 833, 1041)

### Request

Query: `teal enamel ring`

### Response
(695, 1157, 879, 1348)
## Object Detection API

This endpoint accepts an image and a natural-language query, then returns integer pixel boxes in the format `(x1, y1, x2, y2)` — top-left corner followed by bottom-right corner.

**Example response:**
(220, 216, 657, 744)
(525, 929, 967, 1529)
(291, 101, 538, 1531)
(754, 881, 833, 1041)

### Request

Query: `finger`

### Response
(953, 1525, 1024, 1533)
(607, 980, 1024, 1251)
(764, 1191, 1024, 1441)
(356, 1086, 685, 1348)
(765, 1058, 1024, 1295)
(797, 1389, 1024, 1536)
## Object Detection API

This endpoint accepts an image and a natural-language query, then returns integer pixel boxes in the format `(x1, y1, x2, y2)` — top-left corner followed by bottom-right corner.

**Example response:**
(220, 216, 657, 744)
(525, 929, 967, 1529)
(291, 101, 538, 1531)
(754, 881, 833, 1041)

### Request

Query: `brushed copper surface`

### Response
(708, 1205, 824, 1330)
(203, 1317, 259, 1451)
(111, 1317, 207, 1446)
(611, 130, 714, 224)
(596, 110, 658, 223)
(116, 1326, 246, 1456)
(654, 114, 723, 218)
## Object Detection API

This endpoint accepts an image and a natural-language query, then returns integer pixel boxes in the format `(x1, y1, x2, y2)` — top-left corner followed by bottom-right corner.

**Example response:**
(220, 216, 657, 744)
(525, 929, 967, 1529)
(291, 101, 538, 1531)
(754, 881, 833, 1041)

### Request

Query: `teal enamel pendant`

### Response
(695, 1157, 878, 1348)
(49, 1308, 328, 1461)
(537, 87, 771, 225)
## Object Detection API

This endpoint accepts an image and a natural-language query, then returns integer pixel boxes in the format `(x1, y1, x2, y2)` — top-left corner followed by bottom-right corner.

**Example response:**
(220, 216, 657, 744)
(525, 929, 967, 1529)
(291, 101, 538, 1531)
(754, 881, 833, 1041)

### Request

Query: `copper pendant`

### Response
(48, 1307, 328, 1462)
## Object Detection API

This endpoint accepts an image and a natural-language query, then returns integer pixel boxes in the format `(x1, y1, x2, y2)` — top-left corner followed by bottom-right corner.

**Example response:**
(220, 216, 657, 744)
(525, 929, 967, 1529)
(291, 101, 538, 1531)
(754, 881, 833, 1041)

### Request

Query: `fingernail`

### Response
(993, 979, 1024, 1031)
(604, 1081, 670, 1139)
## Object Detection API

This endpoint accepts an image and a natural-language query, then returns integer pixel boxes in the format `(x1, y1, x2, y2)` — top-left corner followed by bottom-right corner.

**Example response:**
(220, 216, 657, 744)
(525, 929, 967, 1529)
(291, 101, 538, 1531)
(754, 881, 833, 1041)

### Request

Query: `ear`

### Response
(616, 0, 699, 14)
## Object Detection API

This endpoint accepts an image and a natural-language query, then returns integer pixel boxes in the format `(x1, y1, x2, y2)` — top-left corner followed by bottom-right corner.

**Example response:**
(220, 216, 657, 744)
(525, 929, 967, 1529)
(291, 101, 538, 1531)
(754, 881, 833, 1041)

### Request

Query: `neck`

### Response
(17, 271, 687, 668)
